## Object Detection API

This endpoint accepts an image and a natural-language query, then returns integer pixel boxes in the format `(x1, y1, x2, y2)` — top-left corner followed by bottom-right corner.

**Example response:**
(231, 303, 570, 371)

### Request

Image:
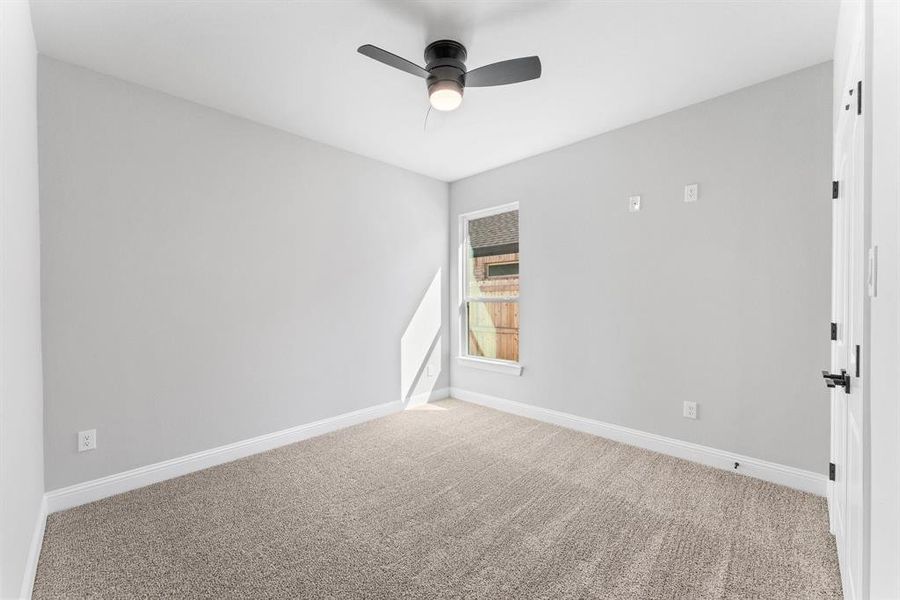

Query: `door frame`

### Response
(866, 0, 900, 597)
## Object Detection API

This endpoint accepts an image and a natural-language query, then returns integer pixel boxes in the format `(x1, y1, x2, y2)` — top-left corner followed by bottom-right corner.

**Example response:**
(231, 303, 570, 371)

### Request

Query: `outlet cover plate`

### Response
(628, 195, 641, 212)
(684, 183, 699, 203)
(683, 401, 698, 419)
(78, 429, 96, 452)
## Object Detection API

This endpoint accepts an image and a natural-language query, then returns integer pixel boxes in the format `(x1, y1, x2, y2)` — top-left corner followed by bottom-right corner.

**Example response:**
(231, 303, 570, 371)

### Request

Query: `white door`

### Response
(829, 7, 867, 598)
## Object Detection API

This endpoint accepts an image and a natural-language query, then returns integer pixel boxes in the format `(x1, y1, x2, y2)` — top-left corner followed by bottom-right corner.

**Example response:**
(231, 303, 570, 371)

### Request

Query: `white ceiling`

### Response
(30, 0, 838, 181)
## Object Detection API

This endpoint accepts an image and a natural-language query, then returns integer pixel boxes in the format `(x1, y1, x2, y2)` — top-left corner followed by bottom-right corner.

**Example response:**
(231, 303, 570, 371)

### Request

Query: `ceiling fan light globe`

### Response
(428, 80, 463, 111)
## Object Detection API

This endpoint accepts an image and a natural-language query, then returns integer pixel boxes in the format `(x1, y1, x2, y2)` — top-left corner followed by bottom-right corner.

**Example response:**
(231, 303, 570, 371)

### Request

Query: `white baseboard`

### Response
(406, 386, 450, 407)
(449, 388, 827, 496)
(45, 400, 403, 514)
(20, 495, 47, 600)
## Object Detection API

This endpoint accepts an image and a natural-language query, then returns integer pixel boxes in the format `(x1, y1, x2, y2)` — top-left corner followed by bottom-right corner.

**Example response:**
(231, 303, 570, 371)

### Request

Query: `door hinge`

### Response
(829, 462, 836, 481)
(857, 80, 862, 115)
(830, 322, 837, 341)
(832, 180, 839, 199)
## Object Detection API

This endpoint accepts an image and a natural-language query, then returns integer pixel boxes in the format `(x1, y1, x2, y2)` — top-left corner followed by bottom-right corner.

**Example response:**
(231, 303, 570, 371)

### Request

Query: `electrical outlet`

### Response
(683, 401, 698, 420)
(628, 195, 641, 213)
(426, 364, 435, 377)
(78, 429, 96, 452)
(684, 183, 699, 203)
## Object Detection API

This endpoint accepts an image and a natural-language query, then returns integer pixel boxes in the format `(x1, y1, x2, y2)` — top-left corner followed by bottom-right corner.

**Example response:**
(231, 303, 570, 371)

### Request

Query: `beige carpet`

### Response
(34, 399, 841, 599)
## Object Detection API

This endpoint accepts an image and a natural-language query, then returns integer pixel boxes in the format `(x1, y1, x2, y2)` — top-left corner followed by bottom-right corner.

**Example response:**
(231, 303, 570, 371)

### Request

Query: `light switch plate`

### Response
(684, 183, 699, 203)
(628, 195, 641, 212)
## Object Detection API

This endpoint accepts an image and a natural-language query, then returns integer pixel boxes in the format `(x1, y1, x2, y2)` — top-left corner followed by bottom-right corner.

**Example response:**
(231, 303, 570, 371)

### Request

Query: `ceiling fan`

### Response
(357, 40, 541, 112)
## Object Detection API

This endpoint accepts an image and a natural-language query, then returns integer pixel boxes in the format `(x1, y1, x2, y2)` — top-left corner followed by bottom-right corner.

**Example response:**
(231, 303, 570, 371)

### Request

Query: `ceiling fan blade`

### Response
(465, 56, 541, 88)
(357, 44, 429, 79)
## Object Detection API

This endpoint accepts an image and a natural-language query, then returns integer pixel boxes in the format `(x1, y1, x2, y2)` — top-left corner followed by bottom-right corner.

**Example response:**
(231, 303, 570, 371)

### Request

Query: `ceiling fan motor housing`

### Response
(357, 38, 541, 111)
(424, 40, 467, 94)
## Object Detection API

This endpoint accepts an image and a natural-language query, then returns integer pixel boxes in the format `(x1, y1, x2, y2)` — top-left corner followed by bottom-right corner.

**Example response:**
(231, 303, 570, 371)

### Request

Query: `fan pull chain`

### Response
(423, 105, 433, 132)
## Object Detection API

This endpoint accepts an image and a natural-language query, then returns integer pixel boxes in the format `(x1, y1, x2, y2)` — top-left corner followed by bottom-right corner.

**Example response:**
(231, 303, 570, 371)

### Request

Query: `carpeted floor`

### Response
(33, 399, 842, 599)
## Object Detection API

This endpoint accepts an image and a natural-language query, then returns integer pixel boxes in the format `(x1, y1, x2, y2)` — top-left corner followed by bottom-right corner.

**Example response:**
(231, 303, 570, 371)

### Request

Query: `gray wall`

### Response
(449, 63, 832, 473)
(39, 58, 449, 490)
(0, 2, 45, 598)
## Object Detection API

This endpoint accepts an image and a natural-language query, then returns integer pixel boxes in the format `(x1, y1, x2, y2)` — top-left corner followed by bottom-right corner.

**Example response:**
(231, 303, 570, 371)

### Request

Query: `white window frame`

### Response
(457, 202, 523, 376)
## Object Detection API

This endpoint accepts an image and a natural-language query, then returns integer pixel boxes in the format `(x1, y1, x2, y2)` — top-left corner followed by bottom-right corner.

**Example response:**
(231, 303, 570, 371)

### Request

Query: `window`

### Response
(486, 262, 519, 279)
(461, 205, 519, 365)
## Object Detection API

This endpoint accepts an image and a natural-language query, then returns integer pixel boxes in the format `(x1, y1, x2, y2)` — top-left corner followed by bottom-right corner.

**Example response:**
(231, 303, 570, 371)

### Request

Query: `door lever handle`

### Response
(822, 369, 851, 393)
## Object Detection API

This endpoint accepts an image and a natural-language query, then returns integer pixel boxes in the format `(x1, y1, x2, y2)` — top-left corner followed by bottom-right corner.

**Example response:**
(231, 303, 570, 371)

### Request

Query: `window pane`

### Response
(467, 301, 519, 362)
(467, 210, 519, 298)
(486, 262, 519, 278)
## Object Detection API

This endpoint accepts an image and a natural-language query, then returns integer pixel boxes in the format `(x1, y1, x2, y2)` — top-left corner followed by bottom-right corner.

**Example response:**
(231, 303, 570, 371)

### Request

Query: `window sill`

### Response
(456, 356, 523, 376)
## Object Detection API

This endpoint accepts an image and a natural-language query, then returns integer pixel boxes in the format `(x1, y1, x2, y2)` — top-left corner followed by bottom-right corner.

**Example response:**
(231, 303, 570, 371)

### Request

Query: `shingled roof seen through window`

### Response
(468, 210, 518, 254)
